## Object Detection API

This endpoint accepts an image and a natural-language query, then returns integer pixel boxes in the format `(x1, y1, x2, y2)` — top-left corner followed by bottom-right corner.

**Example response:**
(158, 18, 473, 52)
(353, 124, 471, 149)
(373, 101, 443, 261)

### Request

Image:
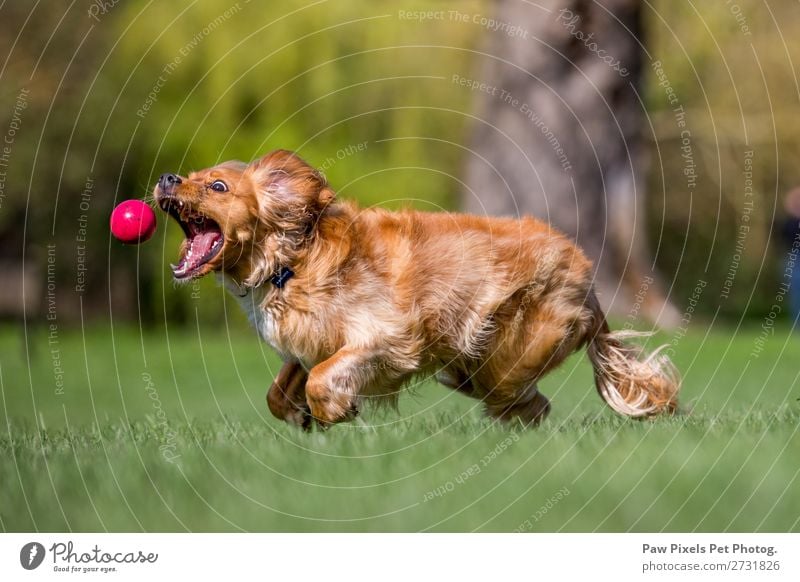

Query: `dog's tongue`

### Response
(173, 229, 222, 277)
(189, 229, 220, 261)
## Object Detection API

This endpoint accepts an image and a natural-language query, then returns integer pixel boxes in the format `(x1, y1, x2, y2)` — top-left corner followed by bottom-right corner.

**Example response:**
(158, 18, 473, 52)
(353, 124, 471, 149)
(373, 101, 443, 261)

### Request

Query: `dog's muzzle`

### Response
(158, 172, 182, 195)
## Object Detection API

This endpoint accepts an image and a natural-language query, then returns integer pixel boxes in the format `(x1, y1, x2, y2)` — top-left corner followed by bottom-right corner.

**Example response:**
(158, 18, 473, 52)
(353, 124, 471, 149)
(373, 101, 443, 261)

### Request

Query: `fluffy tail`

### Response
(584, 291, 680, 418)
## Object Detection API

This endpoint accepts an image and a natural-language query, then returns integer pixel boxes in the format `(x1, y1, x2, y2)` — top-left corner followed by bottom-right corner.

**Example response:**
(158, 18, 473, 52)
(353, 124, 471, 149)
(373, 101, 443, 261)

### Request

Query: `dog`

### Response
(154, 149, 679, 429)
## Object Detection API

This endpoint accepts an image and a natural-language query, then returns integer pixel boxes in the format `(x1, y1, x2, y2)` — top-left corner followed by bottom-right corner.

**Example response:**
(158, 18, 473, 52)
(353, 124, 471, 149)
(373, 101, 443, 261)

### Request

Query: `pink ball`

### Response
(110, 200, 157, 244)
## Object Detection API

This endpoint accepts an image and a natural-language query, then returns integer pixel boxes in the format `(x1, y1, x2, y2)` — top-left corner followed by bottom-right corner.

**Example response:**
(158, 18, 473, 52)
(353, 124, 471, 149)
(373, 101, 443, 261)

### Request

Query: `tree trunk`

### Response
(463, 0, 678, 326)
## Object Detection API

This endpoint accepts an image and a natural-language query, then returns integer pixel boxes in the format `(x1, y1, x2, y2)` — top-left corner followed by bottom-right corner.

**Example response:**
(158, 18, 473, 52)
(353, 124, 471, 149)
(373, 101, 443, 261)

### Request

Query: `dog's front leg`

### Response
(305, 346, 381, 427)
(267, 360, 311, 429)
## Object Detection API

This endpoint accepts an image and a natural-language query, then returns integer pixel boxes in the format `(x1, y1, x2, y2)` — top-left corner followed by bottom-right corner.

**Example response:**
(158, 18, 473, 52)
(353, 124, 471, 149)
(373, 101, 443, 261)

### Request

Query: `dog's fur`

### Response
(155, 150, 679, 429)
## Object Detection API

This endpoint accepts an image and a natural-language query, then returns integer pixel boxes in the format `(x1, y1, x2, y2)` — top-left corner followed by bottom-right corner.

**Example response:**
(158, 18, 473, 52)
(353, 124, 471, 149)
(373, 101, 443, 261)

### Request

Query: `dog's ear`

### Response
(249, 149, 335, 210)
(242, 151, 335, 288)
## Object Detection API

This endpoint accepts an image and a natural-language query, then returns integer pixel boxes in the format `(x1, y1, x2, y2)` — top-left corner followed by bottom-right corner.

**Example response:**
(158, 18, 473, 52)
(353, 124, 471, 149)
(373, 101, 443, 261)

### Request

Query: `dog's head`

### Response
(154, 149, 335, 285)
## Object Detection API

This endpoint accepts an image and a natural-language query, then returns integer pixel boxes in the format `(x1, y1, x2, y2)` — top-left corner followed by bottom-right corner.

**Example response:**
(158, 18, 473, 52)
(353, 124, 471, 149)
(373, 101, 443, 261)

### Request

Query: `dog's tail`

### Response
(584, 291, 680, 418)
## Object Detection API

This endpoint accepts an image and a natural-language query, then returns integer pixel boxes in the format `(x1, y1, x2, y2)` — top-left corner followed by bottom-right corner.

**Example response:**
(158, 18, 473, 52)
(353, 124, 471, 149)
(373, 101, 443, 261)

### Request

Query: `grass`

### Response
(1, 319, 799, 532)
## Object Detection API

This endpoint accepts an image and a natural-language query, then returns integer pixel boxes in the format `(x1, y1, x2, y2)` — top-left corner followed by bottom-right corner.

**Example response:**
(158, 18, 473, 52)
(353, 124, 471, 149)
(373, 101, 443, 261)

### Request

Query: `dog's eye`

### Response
(209, 180, 228, 192)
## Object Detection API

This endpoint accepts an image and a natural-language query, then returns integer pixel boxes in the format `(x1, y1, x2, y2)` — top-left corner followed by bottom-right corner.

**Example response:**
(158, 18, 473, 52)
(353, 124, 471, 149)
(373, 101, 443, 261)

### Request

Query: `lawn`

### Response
(1, 318, 798, 532)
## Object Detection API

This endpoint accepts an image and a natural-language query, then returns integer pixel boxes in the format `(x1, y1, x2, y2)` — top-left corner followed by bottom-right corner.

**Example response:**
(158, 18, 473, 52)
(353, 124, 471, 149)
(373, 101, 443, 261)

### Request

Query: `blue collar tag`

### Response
(270, 266, 294, 289)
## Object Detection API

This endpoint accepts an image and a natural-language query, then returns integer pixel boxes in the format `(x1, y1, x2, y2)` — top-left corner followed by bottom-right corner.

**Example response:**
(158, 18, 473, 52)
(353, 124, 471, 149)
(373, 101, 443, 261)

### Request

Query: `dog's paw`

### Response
(313, 403, 359, 430)
(284, 402, 313, 431)
(339, 402, 360, 423)
(306, 381, 359, 427)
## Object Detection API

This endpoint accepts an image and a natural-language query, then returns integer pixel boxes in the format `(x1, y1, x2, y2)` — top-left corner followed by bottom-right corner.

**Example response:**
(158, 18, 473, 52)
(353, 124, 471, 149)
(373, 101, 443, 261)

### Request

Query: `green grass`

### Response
(1, 321, 799, 532)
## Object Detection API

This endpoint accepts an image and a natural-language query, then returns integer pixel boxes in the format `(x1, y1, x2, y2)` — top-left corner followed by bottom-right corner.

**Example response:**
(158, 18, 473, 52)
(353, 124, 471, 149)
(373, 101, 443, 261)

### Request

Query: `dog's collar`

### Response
(270, 266, 294, 289)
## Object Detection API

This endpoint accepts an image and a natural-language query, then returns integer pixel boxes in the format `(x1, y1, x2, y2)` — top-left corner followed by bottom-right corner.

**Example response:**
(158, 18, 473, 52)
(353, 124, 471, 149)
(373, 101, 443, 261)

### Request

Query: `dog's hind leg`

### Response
(484, 383, 551, 426)
(437, 364, 550, 425)
(267, 360, 312, 429)
(474, 291, 589, 426)
(435, 367, 477, 397)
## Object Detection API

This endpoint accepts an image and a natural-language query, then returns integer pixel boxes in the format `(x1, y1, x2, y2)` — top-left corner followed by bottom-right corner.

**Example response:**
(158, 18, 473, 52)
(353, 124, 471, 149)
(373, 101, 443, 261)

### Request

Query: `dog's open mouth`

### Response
(159, 198, 223, 279)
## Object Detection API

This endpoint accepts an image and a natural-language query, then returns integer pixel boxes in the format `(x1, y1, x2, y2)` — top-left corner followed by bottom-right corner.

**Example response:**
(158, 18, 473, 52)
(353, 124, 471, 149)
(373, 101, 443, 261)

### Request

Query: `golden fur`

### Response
(155, 150, 679, 429)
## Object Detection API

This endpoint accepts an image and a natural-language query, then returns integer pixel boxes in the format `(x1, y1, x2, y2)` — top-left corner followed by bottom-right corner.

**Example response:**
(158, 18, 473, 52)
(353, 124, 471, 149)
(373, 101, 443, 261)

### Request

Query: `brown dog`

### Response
(154, 150, 679, 429)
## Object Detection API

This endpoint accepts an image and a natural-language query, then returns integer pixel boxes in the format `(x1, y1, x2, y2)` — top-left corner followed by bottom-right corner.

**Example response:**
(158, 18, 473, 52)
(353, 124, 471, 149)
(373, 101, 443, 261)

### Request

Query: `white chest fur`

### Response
(241, 291, 281, 348)
(220, 276, 284, 354)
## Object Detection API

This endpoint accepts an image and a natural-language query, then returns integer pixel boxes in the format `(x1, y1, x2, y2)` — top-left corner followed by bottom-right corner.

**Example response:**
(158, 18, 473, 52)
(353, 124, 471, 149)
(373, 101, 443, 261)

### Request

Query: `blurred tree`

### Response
(462, 0, 679, 326)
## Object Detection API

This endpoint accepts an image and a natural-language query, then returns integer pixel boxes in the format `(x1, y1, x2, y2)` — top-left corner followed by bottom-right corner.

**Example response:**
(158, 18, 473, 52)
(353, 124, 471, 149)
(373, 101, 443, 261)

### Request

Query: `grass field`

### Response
(1, 319, 798, 532)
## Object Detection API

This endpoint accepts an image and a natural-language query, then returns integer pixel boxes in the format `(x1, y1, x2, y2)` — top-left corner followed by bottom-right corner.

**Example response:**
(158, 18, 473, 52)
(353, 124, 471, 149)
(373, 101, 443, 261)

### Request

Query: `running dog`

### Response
(155, 150, 679, 429)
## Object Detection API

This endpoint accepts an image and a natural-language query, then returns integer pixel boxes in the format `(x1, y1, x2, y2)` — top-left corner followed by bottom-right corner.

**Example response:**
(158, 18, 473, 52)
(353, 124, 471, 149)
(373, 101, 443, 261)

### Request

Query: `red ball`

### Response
(110, 200, 157, 244)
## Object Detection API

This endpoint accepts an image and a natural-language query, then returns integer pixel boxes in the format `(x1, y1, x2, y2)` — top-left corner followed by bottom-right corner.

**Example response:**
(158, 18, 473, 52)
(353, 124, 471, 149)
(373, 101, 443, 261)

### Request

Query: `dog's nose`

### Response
(158, 173, 182, 191)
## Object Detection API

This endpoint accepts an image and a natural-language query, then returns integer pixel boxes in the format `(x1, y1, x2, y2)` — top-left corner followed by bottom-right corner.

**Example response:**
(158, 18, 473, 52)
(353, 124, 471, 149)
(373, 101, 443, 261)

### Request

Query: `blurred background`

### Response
(1, 0, 798, 330)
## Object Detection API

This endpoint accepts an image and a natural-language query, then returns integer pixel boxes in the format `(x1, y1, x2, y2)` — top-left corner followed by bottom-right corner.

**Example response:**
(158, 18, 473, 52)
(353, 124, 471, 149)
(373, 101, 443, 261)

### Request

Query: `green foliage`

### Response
(115, 0, 483, 205)
(646, 0, 800, 318)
